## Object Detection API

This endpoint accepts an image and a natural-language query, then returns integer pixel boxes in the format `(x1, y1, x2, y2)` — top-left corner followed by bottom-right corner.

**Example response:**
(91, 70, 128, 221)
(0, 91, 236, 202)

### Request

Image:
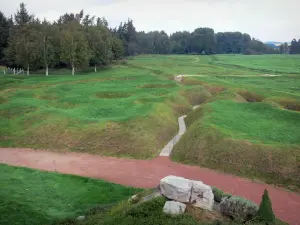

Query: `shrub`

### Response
(219, 196, 258, 222)
(212, 187, 232, 203)
(257, 189, 275, 224)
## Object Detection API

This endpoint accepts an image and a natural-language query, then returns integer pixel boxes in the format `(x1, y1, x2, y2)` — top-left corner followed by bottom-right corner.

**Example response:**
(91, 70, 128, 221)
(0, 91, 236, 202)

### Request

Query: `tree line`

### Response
(0, 3, 299, 75)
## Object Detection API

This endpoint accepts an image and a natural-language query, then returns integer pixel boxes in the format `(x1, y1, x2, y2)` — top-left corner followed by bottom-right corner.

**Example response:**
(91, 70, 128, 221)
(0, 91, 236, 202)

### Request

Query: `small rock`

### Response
(163, 201, 186, 215)
(190, 180, 214, 211)
(140, 191, 161, 203)
(193, 105, 200, 110)
(213, 202, 221, 212)
(76, 216, 85, 221)
(160, 175, 192, 203)
(129, 194, 139, 202)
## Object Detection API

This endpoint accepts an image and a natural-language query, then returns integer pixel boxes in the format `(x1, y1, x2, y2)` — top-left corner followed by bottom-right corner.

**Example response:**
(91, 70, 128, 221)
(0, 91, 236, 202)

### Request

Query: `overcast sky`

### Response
(1, 0, 299, 42)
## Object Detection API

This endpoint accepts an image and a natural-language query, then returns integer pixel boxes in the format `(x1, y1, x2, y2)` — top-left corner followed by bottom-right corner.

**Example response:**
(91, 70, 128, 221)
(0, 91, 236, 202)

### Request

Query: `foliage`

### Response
(0, 11, 9, 61)
(219, 196, 258, 222)
(60, 21, 90, 73)
(51, 194, 287, 225)
(290, 39, 300, 54)
(211, 187, 232, 203)
(0, 164, 140, 225)
(68, 197, 203, 225)
(1, 2, 295, 70)
(3, 3, 125, 75)
(257, 189, 275, 223)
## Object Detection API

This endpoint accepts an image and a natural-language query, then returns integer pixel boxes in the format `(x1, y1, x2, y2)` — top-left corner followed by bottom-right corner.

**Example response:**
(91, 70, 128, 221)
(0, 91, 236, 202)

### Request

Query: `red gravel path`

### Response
(1, 148, 299, 225)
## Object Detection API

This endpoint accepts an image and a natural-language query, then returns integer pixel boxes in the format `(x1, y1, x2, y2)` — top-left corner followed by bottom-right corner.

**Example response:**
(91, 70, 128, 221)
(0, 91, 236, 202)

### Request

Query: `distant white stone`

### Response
(190, 180, 214, 211)
(163, 201, 186, 215)
(77, 216, 85, 221)
(193, 105, 200, 110)
(175, 75, 184, 82)
(160, 175, 192, 203)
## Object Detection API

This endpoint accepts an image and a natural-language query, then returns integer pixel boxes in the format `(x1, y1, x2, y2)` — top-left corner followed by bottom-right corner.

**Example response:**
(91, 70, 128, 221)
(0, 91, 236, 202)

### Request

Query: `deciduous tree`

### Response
(60, 21, 90, 75)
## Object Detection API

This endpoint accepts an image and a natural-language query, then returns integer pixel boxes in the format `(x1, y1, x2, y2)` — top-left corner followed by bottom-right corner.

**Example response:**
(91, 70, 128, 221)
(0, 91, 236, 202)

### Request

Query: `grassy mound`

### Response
(54, 191, 287, 225)
(172, 100, 300, 190)
(0, 66, 187, 158)
(0, 164, 140, 225)
(208, 100, 300, 145)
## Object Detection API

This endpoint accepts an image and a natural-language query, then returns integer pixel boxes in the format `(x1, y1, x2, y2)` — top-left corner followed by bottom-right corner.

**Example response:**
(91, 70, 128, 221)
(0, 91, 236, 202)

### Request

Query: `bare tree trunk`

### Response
(27, 64, 29, 76)
(72, 64, 75, 75)
(46, 65, 49, 76)
(94, 64, 97, 72)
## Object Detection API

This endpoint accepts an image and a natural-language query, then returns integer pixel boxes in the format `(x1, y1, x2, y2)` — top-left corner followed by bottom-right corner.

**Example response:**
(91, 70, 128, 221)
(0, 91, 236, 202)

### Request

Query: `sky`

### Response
(1, 0, 299, 42)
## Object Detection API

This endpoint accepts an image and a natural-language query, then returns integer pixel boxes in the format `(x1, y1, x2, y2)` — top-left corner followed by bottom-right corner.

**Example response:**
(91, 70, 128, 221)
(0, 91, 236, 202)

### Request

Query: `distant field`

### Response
(0, 164, 139, 225)
(1, 54, 300, 189)
(213, 54, 300, 74)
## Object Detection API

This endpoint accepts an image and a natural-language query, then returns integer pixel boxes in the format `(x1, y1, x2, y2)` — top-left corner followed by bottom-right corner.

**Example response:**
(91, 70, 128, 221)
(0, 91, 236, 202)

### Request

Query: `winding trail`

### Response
(159, 115, 187, 156)
(1, 112, 300, 224)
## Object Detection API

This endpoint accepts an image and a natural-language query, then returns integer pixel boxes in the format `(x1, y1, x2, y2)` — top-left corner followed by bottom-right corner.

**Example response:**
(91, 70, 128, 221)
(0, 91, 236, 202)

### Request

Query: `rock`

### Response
(213, 202, 221, 212)
(190, 180, 214, 211)
(140, 191, 161, 203)
(76, 215, 86, 221)
(160, 175, 192, 203)
(219, 196, 258, 222)
(163, 201, 186, 215)
(129, 194, 140, 203)
(193, 105, 200, 110)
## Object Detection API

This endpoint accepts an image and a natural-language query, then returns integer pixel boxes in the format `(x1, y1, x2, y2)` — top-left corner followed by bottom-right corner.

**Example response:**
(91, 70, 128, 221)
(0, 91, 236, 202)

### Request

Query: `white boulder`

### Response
(76, 216, 86, 221)
(190, 180, 214, 211)
(160, 175, 192, 203)
(163, 201, 186, 215)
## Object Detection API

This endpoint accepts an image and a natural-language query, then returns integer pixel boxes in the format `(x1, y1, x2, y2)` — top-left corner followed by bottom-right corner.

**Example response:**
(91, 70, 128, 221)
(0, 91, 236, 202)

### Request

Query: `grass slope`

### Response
(172, 99, 300, 190)
(0, 164, 140, 225)
(208, 100, 300, 145)
(55, 195, 287, 225)
(0, 65, 190, 158)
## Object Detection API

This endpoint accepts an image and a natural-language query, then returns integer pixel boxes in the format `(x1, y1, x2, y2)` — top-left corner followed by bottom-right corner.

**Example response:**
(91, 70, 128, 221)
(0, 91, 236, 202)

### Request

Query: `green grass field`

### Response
(0, 65, 190, 158)
(213, 54, 300, 74)
(0, 164, 140, 225)
(1, 54, 300, 189)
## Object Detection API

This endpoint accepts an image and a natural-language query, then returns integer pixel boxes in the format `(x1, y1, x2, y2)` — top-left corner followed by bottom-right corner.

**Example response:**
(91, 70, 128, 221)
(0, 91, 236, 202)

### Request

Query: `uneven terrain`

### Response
(1, 54, 300, 189)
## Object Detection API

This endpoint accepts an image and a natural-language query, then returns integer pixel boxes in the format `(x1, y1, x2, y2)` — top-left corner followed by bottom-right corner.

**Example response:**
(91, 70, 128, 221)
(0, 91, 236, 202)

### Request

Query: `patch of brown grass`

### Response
(138, 83, 177, 88)
(186, 205, 229, 222)
(276, 99, 300, 112)
(182, 88, 212, 105)
(203, 84, 225, 95)
(0, 96, 8, 104)
(237, 90, 265, 102)
(182, 77, 205, 86)
(234, 93, 247, 102)
(171, 103, 191, 116)
(96, 92, 132, 99)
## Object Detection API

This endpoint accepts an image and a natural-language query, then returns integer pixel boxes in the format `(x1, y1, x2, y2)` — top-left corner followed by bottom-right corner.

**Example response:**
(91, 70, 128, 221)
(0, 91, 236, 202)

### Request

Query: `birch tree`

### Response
(39, 21, 57, 76)
(60, 21, 89, 75)
(85, 24, 113, 72)
(15, 24, 41, 75)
